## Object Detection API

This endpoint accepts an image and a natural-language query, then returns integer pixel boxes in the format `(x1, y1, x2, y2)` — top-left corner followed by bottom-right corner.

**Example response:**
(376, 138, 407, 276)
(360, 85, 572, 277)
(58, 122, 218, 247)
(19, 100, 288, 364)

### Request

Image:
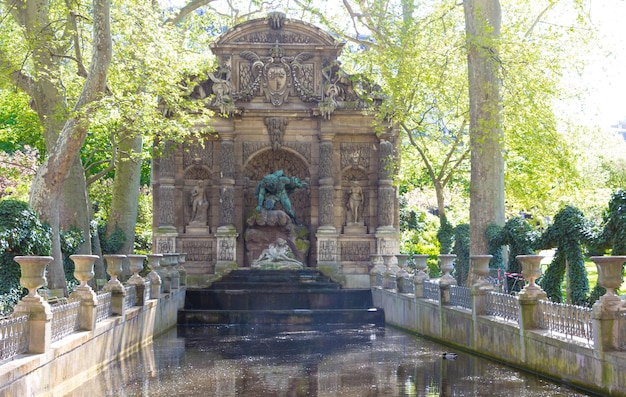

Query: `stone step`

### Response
(185, 289, 374, 310)
(178, 308, 385, 326)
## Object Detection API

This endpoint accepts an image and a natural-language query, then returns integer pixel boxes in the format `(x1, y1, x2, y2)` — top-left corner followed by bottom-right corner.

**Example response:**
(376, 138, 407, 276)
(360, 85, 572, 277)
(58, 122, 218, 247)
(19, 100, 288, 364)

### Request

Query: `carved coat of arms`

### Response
(236, 43, 316, 106)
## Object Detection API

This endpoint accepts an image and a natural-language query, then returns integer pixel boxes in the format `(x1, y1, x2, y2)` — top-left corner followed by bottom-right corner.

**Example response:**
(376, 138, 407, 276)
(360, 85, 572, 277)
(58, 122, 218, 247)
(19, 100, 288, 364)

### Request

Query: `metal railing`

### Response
(51, 300, 81, 342)
(96, 291, 112, 322)
(423, 281, 440, 302)
(449, 285, 472, 310)
(537, 300, 593, 344)
(123, 285, 137, 310)
(485, 291, 519, 324)
(0, 315, 29, 361)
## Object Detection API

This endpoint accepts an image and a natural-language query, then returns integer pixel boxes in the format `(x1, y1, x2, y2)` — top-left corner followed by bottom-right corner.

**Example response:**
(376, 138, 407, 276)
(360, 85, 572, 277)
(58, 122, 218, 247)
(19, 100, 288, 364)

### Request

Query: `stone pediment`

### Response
(212, 13, 341, 49)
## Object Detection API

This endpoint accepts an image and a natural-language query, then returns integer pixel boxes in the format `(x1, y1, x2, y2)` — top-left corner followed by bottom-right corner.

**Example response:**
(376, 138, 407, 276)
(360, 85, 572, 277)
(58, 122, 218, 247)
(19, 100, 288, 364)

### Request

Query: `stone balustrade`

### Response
(1, 253, 187, 364)
(373, 253, 626, 396)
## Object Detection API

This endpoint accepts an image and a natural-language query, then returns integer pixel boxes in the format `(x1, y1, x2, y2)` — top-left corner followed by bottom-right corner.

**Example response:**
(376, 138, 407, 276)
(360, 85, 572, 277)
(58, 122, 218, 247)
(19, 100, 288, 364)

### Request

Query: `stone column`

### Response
(316, 132, 341, 280)
(377, 139, 396, 231)
(215, 132, 239, 274)
(438, 254, 457, 305)
(155, 140, 178, 254)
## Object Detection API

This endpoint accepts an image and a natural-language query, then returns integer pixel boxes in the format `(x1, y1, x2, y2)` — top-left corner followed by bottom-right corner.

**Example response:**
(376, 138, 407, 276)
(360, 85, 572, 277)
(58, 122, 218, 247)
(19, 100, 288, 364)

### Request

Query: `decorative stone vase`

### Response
(516, 255, 547, 299)
(369, 254, 385, 288)
(471, 255, 493, 291)
(413, 254, 430, 283)
(127, 254, 147, 284)
(382, 254, 397, 290)
(396, 254, 410, 277)
(589, 255, 626, 311)
(103, 254, 126, 291)
(146, 254, 163, 298)
(14, 256, 53, 298)
(70, 254, 99, 289)
(438, 254, 457, 286)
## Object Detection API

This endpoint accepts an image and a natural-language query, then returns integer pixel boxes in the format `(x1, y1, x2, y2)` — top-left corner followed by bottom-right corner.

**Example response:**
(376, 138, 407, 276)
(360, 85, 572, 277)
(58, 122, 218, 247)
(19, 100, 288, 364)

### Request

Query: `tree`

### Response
(0, 0, 112, 295)
(463, 0, 505, 285)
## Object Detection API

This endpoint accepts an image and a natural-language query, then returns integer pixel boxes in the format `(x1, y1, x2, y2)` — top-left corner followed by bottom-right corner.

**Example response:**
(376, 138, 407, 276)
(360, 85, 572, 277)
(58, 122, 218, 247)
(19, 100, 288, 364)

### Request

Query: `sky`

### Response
(582, 0, 626, 129)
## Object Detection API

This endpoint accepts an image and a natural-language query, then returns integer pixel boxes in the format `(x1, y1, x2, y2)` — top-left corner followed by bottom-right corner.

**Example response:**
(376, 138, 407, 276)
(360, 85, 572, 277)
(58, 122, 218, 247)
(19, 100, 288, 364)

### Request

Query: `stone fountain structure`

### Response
(152, 12, 399, 288)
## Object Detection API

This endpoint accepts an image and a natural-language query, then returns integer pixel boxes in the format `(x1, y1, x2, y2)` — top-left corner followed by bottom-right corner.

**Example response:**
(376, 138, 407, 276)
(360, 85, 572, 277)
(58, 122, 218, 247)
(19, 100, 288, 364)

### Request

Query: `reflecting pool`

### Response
(69, 325, 595, 396)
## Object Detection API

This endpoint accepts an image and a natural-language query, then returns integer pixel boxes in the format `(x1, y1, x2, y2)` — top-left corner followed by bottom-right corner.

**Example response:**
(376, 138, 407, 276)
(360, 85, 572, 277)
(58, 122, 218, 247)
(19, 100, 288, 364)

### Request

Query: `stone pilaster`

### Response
(219, 132, 236, 226)
(215, 225, 239, 274)
(318, 133, 336, 231)
(155, 140, 178, 253)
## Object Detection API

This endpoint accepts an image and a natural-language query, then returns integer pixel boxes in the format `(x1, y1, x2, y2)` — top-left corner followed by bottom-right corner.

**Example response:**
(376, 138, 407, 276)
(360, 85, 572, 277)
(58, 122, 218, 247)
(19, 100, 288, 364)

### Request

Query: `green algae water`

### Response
(70, 325, 595, 396)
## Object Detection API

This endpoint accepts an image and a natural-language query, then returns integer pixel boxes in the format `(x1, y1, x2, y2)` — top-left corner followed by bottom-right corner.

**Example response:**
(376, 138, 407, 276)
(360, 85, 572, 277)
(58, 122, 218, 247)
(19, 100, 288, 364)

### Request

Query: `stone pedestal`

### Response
(215, 225, 239, 275)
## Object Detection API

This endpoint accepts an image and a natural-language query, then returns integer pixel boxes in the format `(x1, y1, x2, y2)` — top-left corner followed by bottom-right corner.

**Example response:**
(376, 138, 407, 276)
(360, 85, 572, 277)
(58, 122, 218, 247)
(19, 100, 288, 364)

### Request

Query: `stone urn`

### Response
(369, 254, 385, 288)
(103, 254, 126, 292)
(14, 256, 53, 298)
(396, 254, 410, 277)
(382, 254, 398, 290)
(438, 254, 457, 286)
(127, 254, 147, 284)
(516, 255, 547, 299)
(146, 254, 163, 298)
(70, 254, 99, 289)
(589, 255, 626, 311)
(471, 255, 493, 291)
(413, 254, 430, 283)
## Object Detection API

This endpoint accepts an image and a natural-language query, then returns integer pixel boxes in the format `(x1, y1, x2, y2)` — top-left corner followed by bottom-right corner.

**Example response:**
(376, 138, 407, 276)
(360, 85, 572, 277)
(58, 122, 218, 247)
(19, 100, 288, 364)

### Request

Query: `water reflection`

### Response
(67, 325, 594, 396)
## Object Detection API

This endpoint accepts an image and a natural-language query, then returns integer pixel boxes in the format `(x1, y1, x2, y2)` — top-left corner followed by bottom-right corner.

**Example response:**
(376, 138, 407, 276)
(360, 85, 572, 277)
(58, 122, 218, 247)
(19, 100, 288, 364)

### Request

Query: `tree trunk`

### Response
(106, 134, 143, 254)
(60, 158, 93, 254)
(464, 0, 505, 283)
(26, 0, 112, 293)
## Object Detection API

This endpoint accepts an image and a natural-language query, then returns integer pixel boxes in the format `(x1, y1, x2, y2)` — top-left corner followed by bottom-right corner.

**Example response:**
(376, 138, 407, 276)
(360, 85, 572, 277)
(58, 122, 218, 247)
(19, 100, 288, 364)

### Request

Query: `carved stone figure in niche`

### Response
(189, 180, 209, 225)
(252, 238, 303, 270)
(347, 181, 364, 224)
(190, 59, 235, 115)
(255, 170, 307, 224)
(265, 116, 288, 151)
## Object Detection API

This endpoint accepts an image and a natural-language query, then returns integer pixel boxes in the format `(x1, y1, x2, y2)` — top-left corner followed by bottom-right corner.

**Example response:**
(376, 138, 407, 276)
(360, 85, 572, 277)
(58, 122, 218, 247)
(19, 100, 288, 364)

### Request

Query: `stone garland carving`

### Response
(340, 241, 371, 262)
(157, 186, 175, 226)
(319, 240, 337, 262)
(265, 117, 288, 151)
(183, 141, 213, 169)
(340, 143, 370, 170)
(318, 141, 334, 179)
(219, 186, 235, 226)
(220, 140, 235, 179)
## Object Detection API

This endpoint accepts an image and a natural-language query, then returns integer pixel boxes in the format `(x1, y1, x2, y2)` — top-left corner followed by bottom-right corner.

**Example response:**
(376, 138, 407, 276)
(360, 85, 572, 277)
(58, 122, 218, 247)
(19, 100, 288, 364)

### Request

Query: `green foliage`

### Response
(452, 224, 470, 286)
(437, 217, 454, 255)
(60, 227, 85, 283)
(534, 206, 595, 306)
(0, 200, 51, 302)
(597, 189, 626, 255)
(0, 89, 45, 155)
(486, 223, 505, 272)
(399, 202, 440, 276)
(97, 223, 126, 254)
